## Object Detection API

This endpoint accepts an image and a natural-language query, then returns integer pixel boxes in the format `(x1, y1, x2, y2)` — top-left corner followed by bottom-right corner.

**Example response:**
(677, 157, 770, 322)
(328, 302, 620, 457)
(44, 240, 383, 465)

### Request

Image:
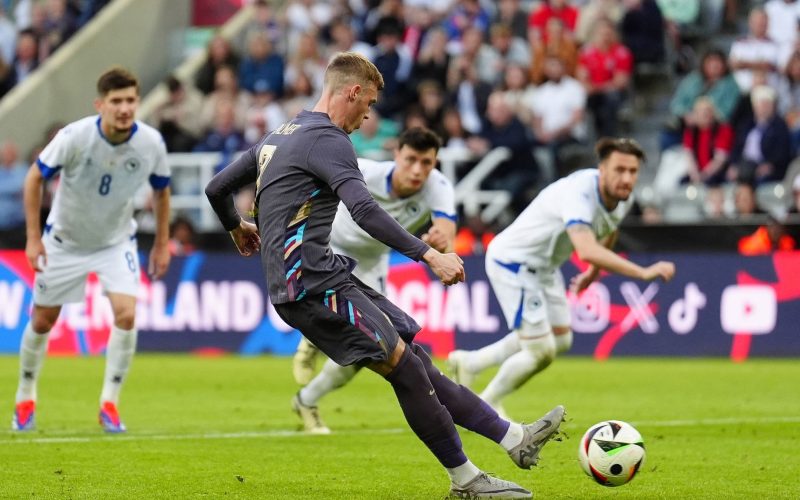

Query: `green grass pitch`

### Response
(1, 355, 798, 499)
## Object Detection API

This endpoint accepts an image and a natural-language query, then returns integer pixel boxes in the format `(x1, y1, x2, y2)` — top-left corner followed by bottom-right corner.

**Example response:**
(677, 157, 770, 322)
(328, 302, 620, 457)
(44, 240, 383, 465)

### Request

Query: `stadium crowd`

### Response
(2, 0, 800, 253)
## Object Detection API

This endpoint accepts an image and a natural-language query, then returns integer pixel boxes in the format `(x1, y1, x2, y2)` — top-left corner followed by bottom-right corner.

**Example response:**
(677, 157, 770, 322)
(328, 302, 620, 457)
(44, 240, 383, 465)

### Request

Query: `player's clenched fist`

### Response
(25, 238, 46, 272)
(230, 220, 261, 257)
(641, 261, 675, 282)
(423, 248, 465, 285)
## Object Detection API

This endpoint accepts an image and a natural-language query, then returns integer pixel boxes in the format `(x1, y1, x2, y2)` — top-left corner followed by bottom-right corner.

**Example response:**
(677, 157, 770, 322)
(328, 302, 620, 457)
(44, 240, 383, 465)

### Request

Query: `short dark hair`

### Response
(97, 66, 139, 96)
(398, 127, 441, 153)
(595, 137, 646, 163)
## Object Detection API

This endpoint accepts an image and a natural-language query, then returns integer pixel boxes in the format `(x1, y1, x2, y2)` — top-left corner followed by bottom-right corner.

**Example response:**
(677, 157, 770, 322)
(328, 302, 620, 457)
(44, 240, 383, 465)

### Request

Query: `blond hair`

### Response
(324, 52, 384, 93)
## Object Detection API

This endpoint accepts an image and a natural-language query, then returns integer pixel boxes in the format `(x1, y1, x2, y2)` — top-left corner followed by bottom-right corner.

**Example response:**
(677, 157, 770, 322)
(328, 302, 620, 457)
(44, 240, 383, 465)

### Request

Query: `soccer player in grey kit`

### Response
(205, 52, 564, 499)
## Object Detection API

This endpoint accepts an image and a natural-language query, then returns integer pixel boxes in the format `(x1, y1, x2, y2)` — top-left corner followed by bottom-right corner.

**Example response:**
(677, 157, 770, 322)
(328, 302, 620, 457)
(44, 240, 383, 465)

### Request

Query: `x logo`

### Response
(620, 282, 659, 334)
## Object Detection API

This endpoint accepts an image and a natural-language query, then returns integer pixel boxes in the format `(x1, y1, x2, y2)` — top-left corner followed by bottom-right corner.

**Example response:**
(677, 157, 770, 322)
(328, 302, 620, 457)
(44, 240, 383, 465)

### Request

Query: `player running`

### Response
(12, 67, 171, 433)
(448, 138, 675, 418)
(205, 52, 563, 499)
(291, 126, 457, 434)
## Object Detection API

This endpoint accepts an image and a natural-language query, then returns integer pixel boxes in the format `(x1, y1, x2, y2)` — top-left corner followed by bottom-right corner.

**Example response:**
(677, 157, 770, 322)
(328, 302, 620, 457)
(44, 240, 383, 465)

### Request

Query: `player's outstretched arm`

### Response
(149, 187, 171, 279)
(567, 225, 675, 283)
(570, 230, 618, 293)
(23, 163, 46, 271)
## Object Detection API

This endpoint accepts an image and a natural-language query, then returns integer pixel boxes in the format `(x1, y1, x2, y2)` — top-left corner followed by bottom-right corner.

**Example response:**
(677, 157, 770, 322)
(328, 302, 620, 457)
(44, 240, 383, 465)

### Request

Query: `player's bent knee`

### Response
(31, 305, 60, 333)
(553, 328, 573, 354)
(114, 311, 136, 330)
(518, 321, 557, 366)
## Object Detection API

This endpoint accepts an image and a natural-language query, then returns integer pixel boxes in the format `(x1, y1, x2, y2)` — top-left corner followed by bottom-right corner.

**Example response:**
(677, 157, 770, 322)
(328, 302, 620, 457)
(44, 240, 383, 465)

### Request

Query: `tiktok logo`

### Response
(668, 283, 707, 335)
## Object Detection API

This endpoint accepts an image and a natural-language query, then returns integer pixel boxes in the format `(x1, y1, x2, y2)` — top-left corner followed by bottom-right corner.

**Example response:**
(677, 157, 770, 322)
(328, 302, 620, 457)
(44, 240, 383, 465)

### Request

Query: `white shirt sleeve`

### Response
(148, 133, 171, 189)
(37, 125, 76, 179)
(559, 176, 596, 227)
(427, 171, 457, 220)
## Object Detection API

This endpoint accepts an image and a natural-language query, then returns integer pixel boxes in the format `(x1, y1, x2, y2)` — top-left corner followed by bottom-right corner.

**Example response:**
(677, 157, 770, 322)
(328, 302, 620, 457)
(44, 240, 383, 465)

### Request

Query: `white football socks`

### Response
(499, 422, 525, 450)
(462, 332, 521, 374)
(447, 460, 481, 487)
(100, 326, 137, 404)
(299, 359, 358, 406)
(16, 323, 50, 403)
(480, 334, 556, 408)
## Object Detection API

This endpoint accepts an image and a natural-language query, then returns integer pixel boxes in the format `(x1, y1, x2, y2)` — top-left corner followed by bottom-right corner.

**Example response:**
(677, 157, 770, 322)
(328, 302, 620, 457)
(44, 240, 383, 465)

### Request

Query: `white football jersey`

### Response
(37, 116, 170, 251)
(331, 158, 456, 272)
(487, 169, 632, 270)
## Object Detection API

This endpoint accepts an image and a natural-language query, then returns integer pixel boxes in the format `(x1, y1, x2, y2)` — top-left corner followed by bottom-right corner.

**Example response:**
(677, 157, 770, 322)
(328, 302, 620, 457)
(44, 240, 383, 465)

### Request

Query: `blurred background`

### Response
(0, 0, 798, 360)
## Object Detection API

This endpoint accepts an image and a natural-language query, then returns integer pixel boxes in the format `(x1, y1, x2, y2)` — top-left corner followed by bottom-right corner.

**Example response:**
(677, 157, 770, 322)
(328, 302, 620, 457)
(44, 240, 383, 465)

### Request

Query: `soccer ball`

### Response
(578, 420, 645, 487)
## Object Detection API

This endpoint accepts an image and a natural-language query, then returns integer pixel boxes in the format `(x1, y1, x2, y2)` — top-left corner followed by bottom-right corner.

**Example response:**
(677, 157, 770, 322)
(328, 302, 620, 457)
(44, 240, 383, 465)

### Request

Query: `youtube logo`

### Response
(720, 285, 777, 335)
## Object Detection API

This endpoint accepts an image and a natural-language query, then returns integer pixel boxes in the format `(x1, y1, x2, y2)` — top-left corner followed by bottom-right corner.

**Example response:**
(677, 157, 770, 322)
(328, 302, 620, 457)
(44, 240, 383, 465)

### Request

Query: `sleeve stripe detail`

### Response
(149, 174, 171, 189)
(36, 159, 62, 179)
(432, 210, 458, 222)
(565, 219, 592, 228)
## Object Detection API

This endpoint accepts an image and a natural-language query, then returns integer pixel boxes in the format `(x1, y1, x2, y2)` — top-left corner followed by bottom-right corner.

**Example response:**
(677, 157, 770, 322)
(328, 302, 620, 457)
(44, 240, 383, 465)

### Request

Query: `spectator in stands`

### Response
(11, 28, 39, 86)
(682, 97, 733, 217)
(77, 0, 111, 28)
(363, 0, 405, 46)
(729, 8, 780, 93)
(193, 98, 248, 166)
(443, 0, 491, 45)
(200, 65, 252, 133)
(372, 17, 413, 118)
(499, 64, 535, 125)
(0, 55, 14, 98)
(195, 35, 240, 95)
(281, 70, 315, 119)
(168, 216, 197, 257)
(728, 85, 792, 185)
(764, 0, 800, 69)
(620, 0, 666, 65)
(777, 50, 800, 154)
(530, 55, 587, 178)
(738, 212, 795, 254)
(415, 80, 447, 139)
(238, 31, 284, 98)
(441, 106, 472, 154)
(447, 26, 496, 87)
(486, 23, 530, 79)
(244, 79, 287, 144)
(467, 92, 536, 211)
(350, 108, 400, 159)
(41, 0, 77, 55)
(529, 17, 578, 84)
(494, 0, 528, 40)
(0, 6, 16, 65)
(150, 76, 204, 153)
(0, 140, 27, 248)
(284, 0, 336, 48)
(285, 31, 326, 98)
(326, 17, 374, 60)
(528, 0, 579, 44)
(576, 0, 623, 44)
(239, 0, 284, 53)
(411, 26, 450, 90)
(664, 49, 739, 150)
(447, 55, 492, 135)
(577, 19, 632, 137)
(733, 180, 766, 218)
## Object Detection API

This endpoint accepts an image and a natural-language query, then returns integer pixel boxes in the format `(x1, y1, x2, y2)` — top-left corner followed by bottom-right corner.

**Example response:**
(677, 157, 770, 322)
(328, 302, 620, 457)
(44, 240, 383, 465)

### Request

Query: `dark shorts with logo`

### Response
(274, 276, 421, 366)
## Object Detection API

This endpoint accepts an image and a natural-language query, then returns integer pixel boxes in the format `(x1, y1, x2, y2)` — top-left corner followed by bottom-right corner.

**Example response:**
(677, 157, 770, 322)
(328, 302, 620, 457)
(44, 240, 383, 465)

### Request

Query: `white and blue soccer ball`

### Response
(578, 420, 646, 487)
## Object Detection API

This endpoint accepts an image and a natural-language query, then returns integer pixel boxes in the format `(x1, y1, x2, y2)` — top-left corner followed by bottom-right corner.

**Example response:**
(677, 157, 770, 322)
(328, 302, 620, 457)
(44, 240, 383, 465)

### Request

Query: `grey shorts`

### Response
(274, 276, 420, 366)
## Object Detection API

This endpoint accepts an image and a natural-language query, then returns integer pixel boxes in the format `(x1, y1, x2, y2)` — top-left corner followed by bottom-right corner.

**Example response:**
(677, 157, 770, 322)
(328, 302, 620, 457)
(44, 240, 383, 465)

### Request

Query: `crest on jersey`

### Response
(123, 157, 141, 173)
(405, 201, 421, 216)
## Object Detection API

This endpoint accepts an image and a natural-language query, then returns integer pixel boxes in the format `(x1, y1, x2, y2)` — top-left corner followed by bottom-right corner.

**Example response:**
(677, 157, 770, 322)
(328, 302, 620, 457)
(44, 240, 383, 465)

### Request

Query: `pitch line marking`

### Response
(633, 416, 800, 427)
(1, 427, 406, 445)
